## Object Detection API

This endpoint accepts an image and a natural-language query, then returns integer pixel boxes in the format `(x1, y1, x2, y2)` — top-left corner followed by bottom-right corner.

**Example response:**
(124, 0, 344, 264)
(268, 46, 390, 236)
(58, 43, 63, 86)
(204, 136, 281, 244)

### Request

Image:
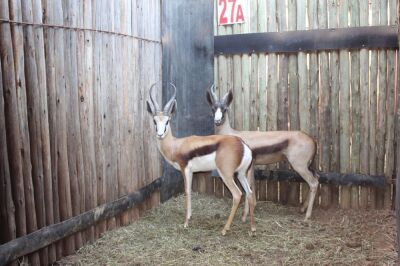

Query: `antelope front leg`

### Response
(183, 168, 193, 228)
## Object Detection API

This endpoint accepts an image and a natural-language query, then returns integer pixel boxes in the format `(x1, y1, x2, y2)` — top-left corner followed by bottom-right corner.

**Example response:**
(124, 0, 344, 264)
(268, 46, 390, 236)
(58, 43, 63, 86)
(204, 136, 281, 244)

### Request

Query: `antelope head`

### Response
(146, 82, 177, 139)
(206, 85, 233, 126)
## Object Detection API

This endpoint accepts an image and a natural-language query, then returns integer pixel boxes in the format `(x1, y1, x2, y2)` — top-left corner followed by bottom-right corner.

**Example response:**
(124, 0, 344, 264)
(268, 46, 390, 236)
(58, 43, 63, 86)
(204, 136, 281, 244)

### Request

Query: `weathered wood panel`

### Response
(213, 0, 398, 211)
(0, 0, 162, 263)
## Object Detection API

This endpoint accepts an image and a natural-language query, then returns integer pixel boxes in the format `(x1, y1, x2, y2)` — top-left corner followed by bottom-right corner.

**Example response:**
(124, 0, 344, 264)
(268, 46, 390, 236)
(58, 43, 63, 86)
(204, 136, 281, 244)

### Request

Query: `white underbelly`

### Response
(188, 152, 216, 172)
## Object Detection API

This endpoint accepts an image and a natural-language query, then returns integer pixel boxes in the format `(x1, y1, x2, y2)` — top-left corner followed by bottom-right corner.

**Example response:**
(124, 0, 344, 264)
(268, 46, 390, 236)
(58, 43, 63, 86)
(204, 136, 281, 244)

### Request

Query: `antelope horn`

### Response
(149, 82, 160, 111)
(163, 82, 177, 113)
(209, 84, 218, 101)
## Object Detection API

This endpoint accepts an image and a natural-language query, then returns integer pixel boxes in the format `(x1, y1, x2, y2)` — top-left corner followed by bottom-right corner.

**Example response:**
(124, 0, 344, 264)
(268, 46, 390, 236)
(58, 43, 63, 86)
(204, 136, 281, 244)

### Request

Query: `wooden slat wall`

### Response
(213, 0, 398, 210)
(0, 0, 162, 264)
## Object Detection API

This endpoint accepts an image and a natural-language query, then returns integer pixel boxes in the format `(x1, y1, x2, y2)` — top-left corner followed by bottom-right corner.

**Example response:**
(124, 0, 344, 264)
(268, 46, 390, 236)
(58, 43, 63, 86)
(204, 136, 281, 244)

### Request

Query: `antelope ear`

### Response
(169, 99, 177, 115)
(206, 89, 214, 106)
(223, 90, 233, 107)
(146, 100, 155, 115)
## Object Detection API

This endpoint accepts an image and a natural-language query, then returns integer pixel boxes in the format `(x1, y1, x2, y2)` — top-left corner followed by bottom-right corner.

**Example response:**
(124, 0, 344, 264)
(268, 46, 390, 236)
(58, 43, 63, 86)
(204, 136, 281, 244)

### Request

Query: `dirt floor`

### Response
(58, 193, 397, 265)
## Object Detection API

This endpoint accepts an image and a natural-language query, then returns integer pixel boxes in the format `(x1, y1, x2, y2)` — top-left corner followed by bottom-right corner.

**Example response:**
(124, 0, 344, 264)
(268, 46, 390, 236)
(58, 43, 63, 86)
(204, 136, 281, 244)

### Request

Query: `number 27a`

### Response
(219, 0, 245, 25)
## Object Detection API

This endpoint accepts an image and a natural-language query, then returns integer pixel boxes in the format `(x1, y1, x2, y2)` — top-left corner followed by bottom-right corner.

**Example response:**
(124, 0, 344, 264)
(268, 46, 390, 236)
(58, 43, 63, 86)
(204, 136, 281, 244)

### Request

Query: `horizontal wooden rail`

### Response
(0, 178, 162, 266)
(214, 25, 398, 54)
(211, 170, 389, 187)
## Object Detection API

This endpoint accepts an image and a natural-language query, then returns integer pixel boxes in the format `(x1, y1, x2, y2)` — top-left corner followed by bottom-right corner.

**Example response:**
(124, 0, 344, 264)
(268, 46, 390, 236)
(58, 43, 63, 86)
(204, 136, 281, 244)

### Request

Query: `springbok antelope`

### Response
(146, 82, 256, 235)
(206, 85, 319, 221)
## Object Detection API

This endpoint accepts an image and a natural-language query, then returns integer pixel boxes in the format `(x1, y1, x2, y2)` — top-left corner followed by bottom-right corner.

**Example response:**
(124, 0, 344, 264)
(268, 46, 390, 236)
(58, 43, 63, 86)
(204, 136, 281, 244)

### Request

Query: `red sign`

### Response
(218, 0, 247, 25)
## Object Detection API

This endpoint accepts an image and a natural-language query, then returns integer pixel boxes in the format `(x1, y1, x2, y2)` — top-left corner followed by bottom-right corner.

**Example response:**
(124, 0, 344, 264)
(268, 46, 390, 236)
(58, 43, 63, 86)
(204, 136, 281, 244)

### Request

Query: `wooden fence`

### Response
(0, 0, 161, 265)
(205, 0, 399, 210)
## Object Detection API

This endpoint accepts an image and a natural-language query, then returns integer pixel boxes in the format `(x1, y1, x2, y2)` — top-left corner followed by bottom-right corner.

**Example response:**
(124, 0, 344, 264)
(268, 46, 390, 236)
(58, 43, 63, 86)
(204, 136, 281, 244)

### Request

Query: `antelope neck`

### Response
(215, 114, 234, 134)
(157, 127, 177, 162)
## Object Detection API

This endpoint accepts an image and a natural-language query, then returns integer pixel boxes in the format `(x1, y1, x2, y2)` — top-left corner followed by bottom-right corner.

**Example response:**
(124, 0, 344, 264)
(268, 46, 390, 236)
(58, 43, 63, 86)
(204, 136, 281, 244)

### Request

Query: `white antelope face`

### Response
(147, 82, 177, 139)
(206, 85, 233, 126)
(153, 113, 171, 139)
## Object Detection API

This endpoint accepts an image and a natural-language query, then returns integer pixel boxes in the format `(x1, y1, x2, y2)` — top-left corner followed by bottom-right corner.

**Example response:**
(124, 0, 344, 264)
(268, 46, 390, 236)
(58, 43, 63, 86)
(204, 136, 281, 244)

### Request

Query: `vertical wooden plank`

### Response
(308, 0, 319, 170)
(288, 0, 300, 206)
(0, 4, 27, 244)
(328, 0, 340, 207)
(338, 0, 351, 209)
(20, 0, 47, 262)
(318, 0, 332, 209)
(8, 0, 40, 263)
(258, 0, 267, 202)
(396, 4, 400, 256)
(118, 0, 130, 226)
(93, 0, 106, 237)
(375, 0, 388, 209)
(31, 0, 56, 262)
(298, 0, 310, 206)
(53, 0, 75, 255)
(249, 0, 258, 131)
(277, 0, 289, 205)
(216, 11, 228, 198)
(369, 0, 379, 209)
(266, 0, 278, 203)
(63, 0, 84, 249)
(80, 0, 96, 243)
(41, 0, 62, 258)
(232, 23, 243, 131)
(350, 0, 360, 209)
(384, 0, 397, 209)
(0, 55, 17, 247)
(359, 0, 370, 209)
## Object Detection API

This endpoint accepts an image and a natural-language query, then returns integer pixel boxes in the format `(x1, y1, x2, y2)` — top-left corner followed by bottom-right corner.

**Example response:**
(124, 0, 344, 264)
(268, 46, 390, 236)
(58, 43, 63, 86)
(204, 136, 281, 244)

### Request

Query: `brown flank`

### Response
(178, 143, 219, 166)
(252, 140, 289, 157)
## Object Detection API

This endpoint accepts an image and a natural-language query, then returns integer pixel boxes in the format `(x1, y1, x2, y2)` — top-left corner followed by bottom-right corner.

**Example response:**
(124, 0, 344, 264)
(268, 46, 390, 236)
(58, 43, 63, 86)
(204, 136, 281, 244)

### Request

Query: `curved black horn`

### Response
(149, 82, 160, 111)
(163, 82, 177, 112)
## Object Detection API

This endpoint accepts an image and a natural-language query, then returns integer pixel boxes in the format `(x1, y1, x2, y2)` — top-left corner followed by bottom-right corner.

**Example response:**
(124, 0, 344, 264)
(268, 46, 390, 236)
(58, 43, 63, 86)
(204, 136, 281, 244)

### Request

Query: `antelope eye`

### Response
(166, 120, 169, 125)
(153, 120, 156, 125)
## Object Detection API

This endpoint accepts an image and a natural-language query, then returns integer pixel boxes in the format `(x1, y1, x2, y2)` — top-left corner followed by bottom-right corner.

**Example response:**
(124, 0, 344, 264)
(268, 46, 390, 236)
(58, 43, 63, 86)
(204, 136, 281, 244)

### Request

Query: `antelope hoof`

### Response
(300, 206, 307, 214)
(251, 226, 256, 232)
(221, 229, 227, 236)
(184, 221, 189, 228)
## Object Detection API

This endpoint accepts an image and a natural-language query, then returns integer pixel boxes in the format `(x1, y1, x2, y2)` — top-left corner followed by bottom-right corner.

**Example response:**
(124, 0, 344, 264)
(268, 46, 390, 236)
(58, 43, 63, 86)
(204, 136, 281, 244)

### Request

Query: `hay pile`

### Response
(59, 193, 396, 265)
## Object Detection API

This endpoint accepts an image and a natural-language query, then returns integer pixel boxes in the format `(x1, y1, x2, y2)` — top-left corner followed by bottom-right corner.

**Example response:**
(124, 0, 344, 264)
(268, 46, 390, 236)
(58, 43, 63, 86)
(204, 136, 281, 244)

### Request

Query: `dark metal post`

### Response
(160, 0, 214, 201)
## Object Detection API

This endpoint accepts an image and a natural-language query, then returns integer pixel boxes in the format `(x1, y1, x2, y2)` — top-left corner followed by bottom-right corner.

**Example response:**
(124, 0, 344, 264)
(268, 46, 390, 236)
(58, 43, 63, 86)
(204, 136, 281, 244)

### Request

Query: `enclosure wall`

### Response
(0, 0, 162, 264)
(206, 0, 399, 210)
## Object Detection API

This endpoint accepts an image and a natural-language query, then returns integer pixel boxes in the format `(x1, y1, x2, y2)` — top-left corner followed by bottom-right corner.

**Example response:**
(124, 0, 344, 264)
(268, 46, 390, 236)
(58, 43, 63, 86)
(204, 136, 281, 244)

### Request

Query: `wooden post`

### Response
(376, 0, 388, 209)
(0, 0, 27, 242)
(338, 0, 351, 209)
(257, 0, 267, 202)
(266, 0, 278, 203)
(319, 0, 332, 209)
(328, 0, 340, 207)
(287, 0, 300, 206)
(384, 0, 397, 210)
(0, 53, 17, 247)
(41, 0, 63, 258)
(20, 0, 48, 263)
(350, 0, 360, 209)
(369, 0, 379, 209)
(250, 0, 258, 132)
(359, 0, 370, 209)
(53, 0, 75, 255)
(298, 0, 310, 206)
(277, 0, 289, 205)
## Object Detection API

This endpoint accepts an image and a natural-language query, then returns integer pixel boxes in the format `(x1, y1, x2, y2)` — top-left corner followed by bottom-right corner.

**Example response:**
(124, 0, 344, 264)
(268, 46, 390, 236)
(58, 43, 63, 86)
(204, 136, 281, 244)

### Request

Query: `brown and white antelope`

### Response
(206, 85, 319, 221)
(147, 82, 256, 235)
